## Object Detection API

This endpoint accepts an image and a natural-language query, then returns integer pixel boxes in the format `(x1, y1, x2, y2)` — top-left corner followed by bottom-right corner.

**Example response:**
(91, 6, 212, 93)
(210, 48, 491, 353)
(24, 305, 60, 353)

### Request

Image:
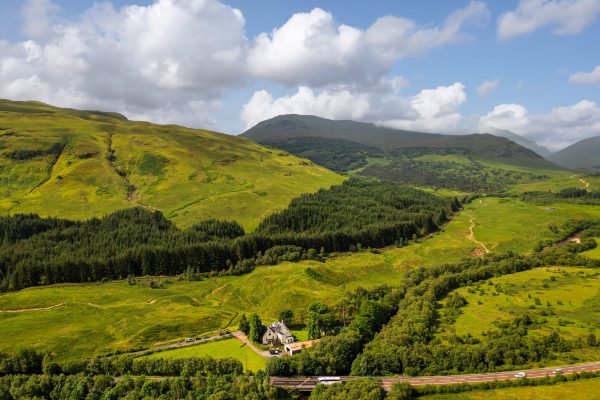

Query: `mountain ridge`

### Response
(242, 114, 558, 168)
(548, 135, 600, 171)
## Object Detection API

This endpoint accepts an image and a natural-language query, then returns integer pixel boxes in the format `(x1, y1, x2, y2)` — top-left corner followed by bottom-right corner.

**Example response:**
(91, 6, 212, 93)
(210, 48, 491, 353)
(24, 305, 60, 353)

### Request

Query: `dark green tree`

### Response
(277, 310, 294, 327)
(248, 313, 263, 343)
(238, 313, 250, 335)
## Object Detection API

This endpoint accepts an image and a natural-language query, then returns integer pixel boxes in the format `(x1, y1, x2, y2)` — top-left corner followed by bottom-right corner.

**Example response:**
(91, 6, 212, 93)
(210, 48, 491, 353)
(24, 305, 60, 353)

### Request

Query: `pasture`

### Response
(420, 377, 600, 399)
(140, 338, 266, 372)
(438, 267, 600, 342)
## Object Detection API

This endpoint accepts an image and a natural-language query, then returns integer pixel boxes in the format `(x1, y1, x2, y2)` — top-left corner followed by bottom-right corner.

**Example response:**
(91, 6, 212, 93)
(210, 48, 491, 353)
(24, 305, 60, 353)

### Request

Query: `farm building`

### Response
(284, 339, 320, 355)
(262, 321, 294, 345)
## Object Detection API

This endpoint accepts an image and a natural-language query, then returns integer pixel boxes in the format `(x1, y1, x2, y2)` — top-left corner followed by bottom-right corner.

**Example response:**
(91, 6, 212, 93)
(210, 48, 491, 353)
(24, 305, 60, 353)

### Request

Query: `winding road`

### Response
(270, 361, 600, 392)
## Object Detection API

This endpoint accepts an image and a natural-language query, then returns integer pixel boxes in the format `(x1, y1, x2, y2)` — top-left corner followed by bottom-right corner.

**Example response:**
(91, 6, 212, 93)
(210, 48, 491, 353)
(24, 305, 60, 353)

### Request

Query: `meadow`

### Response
(140, 338, 267, 372)
(0, 100, 343, 230)
(438, 267, 600, 343)
(420, 377, 600, 400)
(1, 198, 600, 362)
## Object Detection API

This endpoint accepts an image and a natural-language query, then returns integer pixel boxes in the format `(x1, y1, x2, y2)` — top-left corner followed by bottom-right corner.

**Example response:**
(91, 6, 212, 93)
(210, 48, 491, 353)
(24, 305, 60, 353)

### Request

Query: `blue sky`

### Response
(0, 0, 599, 150)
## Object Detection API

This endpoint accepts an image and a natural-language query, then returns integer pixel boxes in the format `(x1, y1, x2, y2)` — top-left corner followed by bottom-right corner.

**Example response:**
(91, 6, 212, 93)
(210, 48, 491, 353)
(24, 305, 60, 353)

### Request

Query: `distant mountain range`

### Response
(549, 135, 600, 172)
(242, 114, 557, 168)
(484, 128, 552, 158)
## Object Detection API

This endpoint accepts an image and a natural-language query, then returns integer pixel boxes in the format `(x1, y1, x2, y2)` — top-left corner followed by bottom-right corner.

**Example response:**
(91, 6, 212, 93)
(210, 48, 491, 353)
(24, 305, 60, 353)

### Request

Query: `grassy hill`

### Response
(549, 135, 600, 172)
(0, 100, 343, 230)
(242, 114, 557, 168)
(242, 115, 565, 193)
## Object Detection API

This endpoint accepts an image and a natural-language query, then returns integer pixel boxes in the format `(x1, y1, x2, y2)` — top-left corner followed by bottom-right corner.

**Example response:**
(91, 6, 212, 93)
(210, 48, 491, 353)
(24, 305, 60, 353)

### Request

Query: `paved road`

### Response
(271, 361, 600, 392)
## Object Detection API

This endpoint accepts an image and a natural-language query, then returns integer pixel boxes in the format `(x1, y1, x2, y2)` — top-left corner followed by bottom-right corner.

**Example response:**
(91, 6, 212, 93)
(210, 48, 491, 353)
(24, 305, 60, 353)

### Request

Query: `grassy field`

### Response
(420, 377, 600, 399)
(438, 267, 600, 342)
(140, 338, 266, 372)
(1, 198, 599, 361)
(582, 239, 600, 260)
(0, 100, 343, 230)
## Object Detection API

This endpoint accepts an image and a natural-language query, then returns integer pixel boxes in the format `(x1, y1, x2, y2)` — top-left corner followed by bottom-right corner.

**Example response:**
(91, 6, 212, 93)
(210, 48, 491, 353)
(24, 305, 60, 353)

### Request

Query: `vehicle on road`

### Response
(317, 376, 341, 385)
(553, 368, 564, 375)
(514, 372, 526, 378)
(269, 349, 281, 355)
(184, 337, 194, 343)
(201, 335, 210, 339)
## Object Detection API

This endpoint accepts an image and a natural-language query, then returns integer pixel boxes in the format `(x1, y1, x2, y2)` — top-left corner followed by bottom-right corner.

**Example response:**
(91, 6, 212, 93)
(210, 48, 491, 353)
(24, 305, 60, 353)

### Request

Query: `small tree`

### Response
(588, 332, 597, 347)
(278, 309, 294, 327)
(248, 313, 263, 343)
(238, 313, 250, 335)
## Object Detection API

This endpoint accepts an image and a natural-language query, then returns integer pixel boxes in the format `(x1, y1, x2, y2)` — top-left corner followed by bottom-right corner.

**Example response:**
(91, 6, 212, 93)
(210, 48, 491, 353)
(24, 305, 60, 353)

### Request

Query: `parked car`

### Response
(184, 337, 194, 343)
(514, 372, 526, 378)
(269, 349, 281, 355)
(201, 335, 210, 340)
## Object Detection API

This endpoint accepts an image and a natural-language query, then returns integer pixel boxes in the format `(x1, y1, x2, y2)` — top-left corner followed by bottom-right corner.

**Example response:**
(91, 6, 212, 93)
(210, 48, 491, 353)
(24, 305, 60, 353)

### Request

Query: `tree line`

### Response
(1, 178, 458, 291)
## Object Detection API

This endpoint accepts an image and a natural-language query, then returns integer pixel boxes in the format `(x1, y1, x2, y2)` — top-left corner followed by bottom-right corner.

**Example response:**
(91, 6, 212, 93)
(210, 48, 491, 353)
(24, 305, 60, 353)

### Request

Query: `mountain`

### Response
(0, 100, 343, 230)
(242, 114, 565, 193)
(243, 114, 557, 168)
(549, 135, 600, 171)
(486, 128, 551, 158)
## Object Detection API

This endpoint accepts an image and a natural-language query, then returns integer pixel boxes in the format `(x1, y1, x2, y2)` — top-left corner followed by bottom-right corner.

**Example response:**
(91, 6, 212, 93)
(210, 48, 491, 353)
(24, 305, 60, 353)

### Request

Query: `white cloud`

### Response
(480, 103, 530, 132)
(476, 79, 500, 96)
(498, 0, 600, 40)
(569, 65, 600, 85)
(1, 0, 248, 128)
(21, 0, 60, 42)
(481, 101, 600, 151)
(240, 81, 467, 133)
(248, 2, 489, 87)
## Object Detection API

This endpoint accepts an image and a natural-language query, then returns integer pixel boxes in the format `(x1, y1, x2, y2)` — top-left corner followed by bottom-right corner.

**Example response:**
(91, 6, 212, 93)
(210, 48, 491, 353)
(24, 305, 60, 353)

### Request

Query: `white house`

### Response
(262, 321, 294, 345)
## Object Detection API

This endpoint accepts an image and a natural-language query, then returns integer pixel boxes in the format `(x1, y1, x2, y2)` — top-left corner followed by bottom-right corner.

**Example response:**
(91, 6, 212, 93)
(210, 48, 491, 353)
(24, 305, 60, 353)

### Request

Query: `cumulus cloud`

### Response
(0, 0, 491, 128)
(476, 79, 500, 96)
(248, 2, 489, 87)
(240, 81, 467, 133)
(480, 101, 600, 151)
(21, 0, 60, 41)
(1, 0, 247, 128)
(498, 0, 600, 40)
(569, 65, 600, 85)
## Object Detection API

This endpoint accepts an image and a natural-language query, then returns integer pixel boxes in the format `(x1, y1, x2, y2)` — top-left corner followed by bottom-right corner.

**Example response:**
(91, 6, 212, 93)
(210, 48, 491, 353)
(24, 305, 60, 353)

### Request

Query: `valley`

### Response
(1, 101, 600, 399)
(1, 197, 600, 366)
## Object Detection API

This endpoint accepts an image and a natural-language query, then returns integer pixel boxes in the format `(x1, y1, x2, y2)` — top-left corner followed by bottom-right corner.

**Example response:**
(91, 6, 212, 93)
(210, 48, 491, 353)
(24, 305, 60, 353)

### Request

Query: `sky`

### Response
(0, 0, 599, 151)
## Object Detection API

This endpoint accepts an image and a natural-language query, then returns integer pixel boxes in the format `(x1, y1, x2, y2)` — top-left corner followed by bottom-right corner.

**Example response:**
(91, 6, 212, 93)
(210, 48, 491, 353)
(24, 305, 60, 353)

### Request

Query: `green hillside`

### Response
(0, 100, 343, 230)
(242, 115, 565, 193)
(242, 114, 557, 168)
(549, 135, 600, 171)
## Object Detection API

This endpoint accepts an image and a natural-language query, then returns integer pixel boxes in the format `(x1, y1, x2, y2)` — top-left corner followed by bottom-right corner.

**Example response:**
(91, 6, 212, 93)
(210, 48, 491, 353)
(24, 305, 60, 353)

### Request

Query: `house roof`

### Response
(266, 321, 293, 338)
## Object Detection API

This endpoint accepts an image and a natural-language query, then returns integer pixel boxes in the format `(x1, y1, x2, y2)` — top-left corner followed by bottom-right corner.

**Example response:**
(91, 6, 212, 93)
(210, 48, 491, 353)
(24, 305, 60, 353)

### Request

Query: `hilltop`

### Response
(243, 114, 557, 168)
(243, 114, 563, 193)
(549, 135, 600, 171)
(0, 100, 343, 230)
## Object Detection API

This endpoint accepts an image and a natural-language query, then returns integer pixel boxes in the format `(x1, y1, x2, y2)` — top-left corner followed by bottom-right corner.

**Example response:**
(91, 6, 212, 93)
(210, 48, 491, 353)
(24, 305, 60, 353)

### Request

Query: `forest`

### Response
(0, 178, 458, 291)
(261, 137, 385, 172)
(360, 155, 547, 193)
